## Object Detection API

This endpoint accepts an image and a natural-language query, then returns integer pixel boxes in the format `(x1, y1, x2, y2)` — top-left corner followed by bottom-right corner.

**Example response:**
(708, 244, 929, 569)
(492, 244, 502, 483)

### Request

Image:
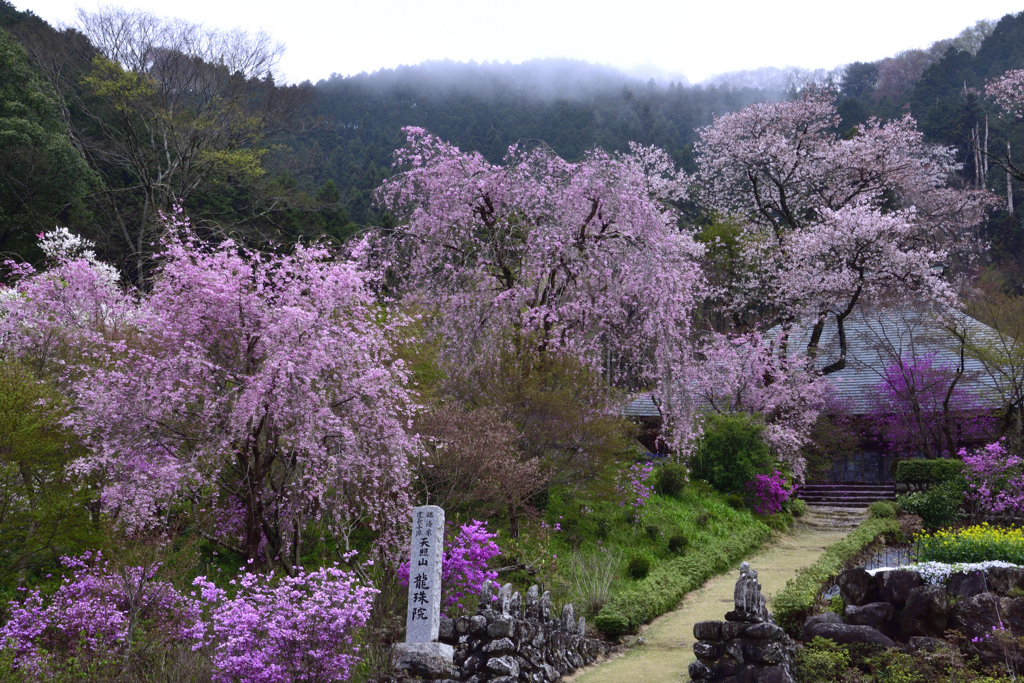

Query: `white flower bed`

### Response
(866, 560, 1021, 585)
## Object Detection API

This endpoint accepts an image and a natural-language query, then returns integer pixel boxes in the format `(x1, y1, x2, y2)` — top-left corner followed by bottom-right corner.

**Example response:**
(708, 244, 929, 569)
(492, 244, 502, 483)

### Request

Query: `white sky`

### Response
(14, 0, 1024, 84)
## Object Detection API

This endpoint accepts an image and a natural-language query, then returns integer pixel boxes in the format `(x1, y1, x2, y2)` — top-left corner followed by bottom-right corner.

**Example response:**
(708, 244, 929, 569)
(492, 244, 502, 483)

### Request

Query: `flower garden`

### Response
(780, 439, 1024, 683)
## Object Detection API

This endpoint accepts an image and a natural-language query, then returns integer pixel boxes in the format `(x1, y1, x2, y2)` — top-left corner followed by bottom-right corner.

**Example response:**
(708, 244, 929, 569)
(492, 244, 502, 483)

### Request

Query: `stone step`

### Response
(798, 484, 895, 491)
(804, 500, 885, 508)
(795, 482, 896, 507)
(794, 493, 892, 499)
(798, 492, 896, 499)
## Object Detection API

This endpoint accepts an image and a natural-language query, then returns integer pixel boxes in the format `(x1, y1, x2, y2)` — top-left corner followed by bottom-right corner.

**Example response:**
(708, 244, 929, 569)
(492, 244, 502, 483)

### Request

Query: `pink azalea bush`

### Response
(962, 440, 1024, 520)
(746, 471, 791, 515)
(398, 520, 500, 614)
(0, 552, 200, 676)
(193, 564, 377, 683)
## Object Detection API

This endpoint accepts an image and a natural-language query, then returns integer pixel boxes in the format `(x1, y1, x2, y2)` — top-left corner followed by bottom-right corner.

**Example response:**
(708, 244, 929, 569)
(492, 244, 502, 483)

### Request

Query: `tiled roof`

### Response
(623, 394, 662, 418)
(768, 307, 1004, 414)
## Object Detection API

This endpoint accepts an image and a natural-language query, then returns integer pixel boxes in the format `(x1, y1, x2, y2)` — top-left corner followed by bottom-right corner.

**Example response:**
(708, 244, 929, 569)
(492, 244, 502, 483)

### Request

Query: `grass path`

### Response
(567, 508, 863, 683)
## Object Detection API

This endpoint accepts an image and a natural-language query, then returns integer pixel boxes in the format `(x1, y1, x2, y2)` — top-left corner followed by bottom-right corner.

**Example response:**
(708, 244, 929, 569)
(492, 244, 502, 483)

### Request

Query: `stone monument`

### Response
(392, 505, 457, 679)
(728, 561, 771, 624)
(690, 562, 798, 683)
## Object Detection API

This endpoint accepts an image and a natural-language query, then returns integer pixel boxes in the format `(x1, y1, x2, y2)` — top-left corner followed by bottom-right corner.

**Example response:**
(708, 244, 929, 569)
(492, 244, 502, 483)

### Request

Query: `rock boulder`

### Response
(837, 567, 878, 606)
(898, 585, 949, 639)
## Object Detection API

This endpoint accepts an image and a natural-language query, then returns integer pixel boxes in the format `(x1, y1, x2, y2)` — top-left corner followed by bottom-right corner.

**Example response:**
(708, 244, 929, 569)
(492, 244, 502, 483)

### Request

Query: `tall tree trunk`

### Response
(1010, 141, 1015, 213)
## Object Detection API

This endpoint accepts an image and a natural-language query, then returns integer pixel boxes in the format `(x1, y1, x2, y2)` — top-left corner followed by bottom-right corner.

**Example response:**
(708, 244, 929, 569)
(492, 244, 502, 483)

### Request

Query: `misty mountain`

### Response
(7, 0, 1024, 273)
(297, 59, 788, 224)
(321, 58, 674, 103)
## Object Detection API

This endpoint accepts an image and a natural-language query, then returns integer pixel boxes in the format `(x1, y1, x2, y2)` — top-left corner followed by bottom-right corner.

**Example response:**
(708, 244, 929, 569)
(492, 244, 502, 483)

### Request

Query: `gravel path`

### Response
(566, 508, 862, 683)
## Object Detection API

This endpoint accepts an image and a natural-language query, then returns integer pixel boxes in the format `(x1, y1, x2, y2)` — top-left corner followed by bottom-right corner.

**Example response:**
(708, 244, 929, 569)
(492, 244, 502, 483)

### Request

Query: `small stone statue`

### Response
(727, 561, 771, 624)
(691, 562, 795, 682)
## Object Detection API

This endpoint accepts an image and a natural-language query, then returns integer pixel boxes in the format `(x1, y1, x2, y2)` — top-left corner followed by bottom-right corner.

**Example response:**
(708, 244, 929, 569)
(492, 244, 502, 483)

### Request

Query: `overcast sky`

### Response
(14, 1, 1024, 84)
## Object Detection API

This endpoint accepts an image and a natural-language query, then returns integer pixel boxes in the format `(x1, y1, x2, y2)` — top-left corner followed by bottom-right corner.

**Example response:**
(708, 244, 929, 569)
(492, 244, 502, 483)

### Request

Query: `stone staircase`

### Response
(795, 482, 895, 509)
(799, 506, 868, 530)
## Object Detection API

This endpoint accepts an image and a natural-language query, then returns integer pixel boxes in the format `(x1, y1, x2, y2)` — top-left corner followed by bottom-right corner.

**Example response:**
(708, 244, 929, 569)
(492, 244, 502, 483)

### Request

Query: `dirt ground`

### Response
(566, 508, 861, 683)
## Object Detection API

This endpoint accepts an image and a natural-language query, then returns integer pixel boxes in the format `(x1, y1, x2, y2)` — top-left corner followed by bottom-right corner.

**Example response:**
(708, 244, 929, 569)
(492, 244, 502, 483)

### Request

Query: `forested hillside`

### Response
(5, 3, 1024, 274)
(299, 63, 786, 224)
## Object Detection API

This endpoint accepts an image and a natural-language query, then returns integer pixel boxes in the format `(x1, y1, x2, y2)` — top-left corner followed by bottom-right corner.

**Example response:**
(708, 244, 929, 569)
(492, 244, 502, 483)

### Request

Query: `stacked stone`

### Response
(689, 563, 797, 683)
(435, 581, 612, 683)
(809, 565, 1024, 664)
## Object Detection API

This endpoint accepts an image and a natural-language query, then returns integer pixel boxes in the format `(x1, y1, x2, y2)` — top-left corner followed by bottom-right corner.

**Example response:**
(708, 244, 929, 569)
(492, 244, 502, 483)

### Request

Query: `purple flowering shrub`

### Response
(962, 440, 1024, 520)
(746, 471, 791, 515)
(616, 462, 655, 522)
(193, 564, 377, 683)
(0, 552, 200, 676)
(0, 554, 377, 682)
(398, 520, 500, 614)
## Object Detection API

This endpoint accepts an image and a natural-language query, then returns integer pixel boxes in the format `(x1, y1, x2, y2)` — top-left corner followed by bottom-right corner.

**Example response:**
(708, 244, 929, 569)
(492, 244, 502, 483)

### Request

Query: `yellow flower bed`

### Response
(916, 523, 1024, 564)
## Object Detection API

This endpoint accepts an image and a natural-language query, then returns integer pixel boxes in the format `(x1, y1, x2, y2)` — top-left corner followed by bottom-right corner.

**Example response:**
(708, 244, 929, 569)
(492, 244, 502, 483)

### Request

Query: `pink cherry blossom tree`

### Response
(368, 128, 705, 449)
(1, 219, 418, 572)
(986, 69, 1024, 190)
(988, 69, 1024, 119)
(692, 331, 831, 481)
(695, 90, 991, 373)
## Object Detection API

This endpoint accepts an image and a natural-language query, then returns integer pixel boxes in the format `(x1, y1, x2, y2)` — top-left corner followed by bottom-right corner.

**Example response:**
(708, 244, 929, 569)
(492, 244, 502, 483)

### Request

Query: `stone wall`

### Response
(803, 565, 1024, 665)
(431, 581, 613, 683)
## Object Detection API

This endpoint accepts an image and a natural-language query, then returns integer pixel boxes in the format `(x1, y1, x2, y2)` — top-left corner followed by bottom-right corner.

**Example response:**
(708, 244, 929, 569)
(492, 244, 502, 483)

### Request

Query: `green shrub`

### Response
(668, 533, 689, 554)
(757, 511, 794, 532)
(694, 511, 711, 527)
(687, 480, 716, 498)
(827, 594, 845, 614)
(725, 493, 745, 509)
(869, 500, 897, 519)
(896, 481, 963, 531)
(595, 522, 772, 636)
(894, 458, 964, 484)
(795, 637, 850, 683)
(690, 412, 774, 495)
(645, 525, 661, 540)
(786, 497, 807, 518)
(627, 555, 651, 580)
(772, 516, 901, 636)
(657, 463, 687, 498)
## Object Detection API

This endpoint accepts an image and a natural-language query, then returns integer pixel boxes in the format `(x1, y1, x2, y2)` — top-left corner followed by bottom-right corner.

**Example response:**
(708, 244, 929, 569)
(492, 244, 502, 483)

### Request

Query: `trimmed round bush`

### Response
(690, 412, 774, 495)
(760, 511, 794, 532)
(869, 500, 896, 519)
(657, 463, 687, 497)
(787, 497, 807, 518)
(668, 533, 689, 554)
(627, 555, 651, 580)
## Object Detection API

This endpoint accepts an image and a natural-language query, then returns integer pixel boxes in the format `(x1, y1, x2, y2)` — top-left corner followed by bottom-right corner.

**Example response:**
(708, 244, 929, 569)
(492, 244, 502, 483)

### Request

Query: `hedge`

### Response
(770, 517, 902, 636)
(893, 458, 964, 484)
(594, 522, 772, 637)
